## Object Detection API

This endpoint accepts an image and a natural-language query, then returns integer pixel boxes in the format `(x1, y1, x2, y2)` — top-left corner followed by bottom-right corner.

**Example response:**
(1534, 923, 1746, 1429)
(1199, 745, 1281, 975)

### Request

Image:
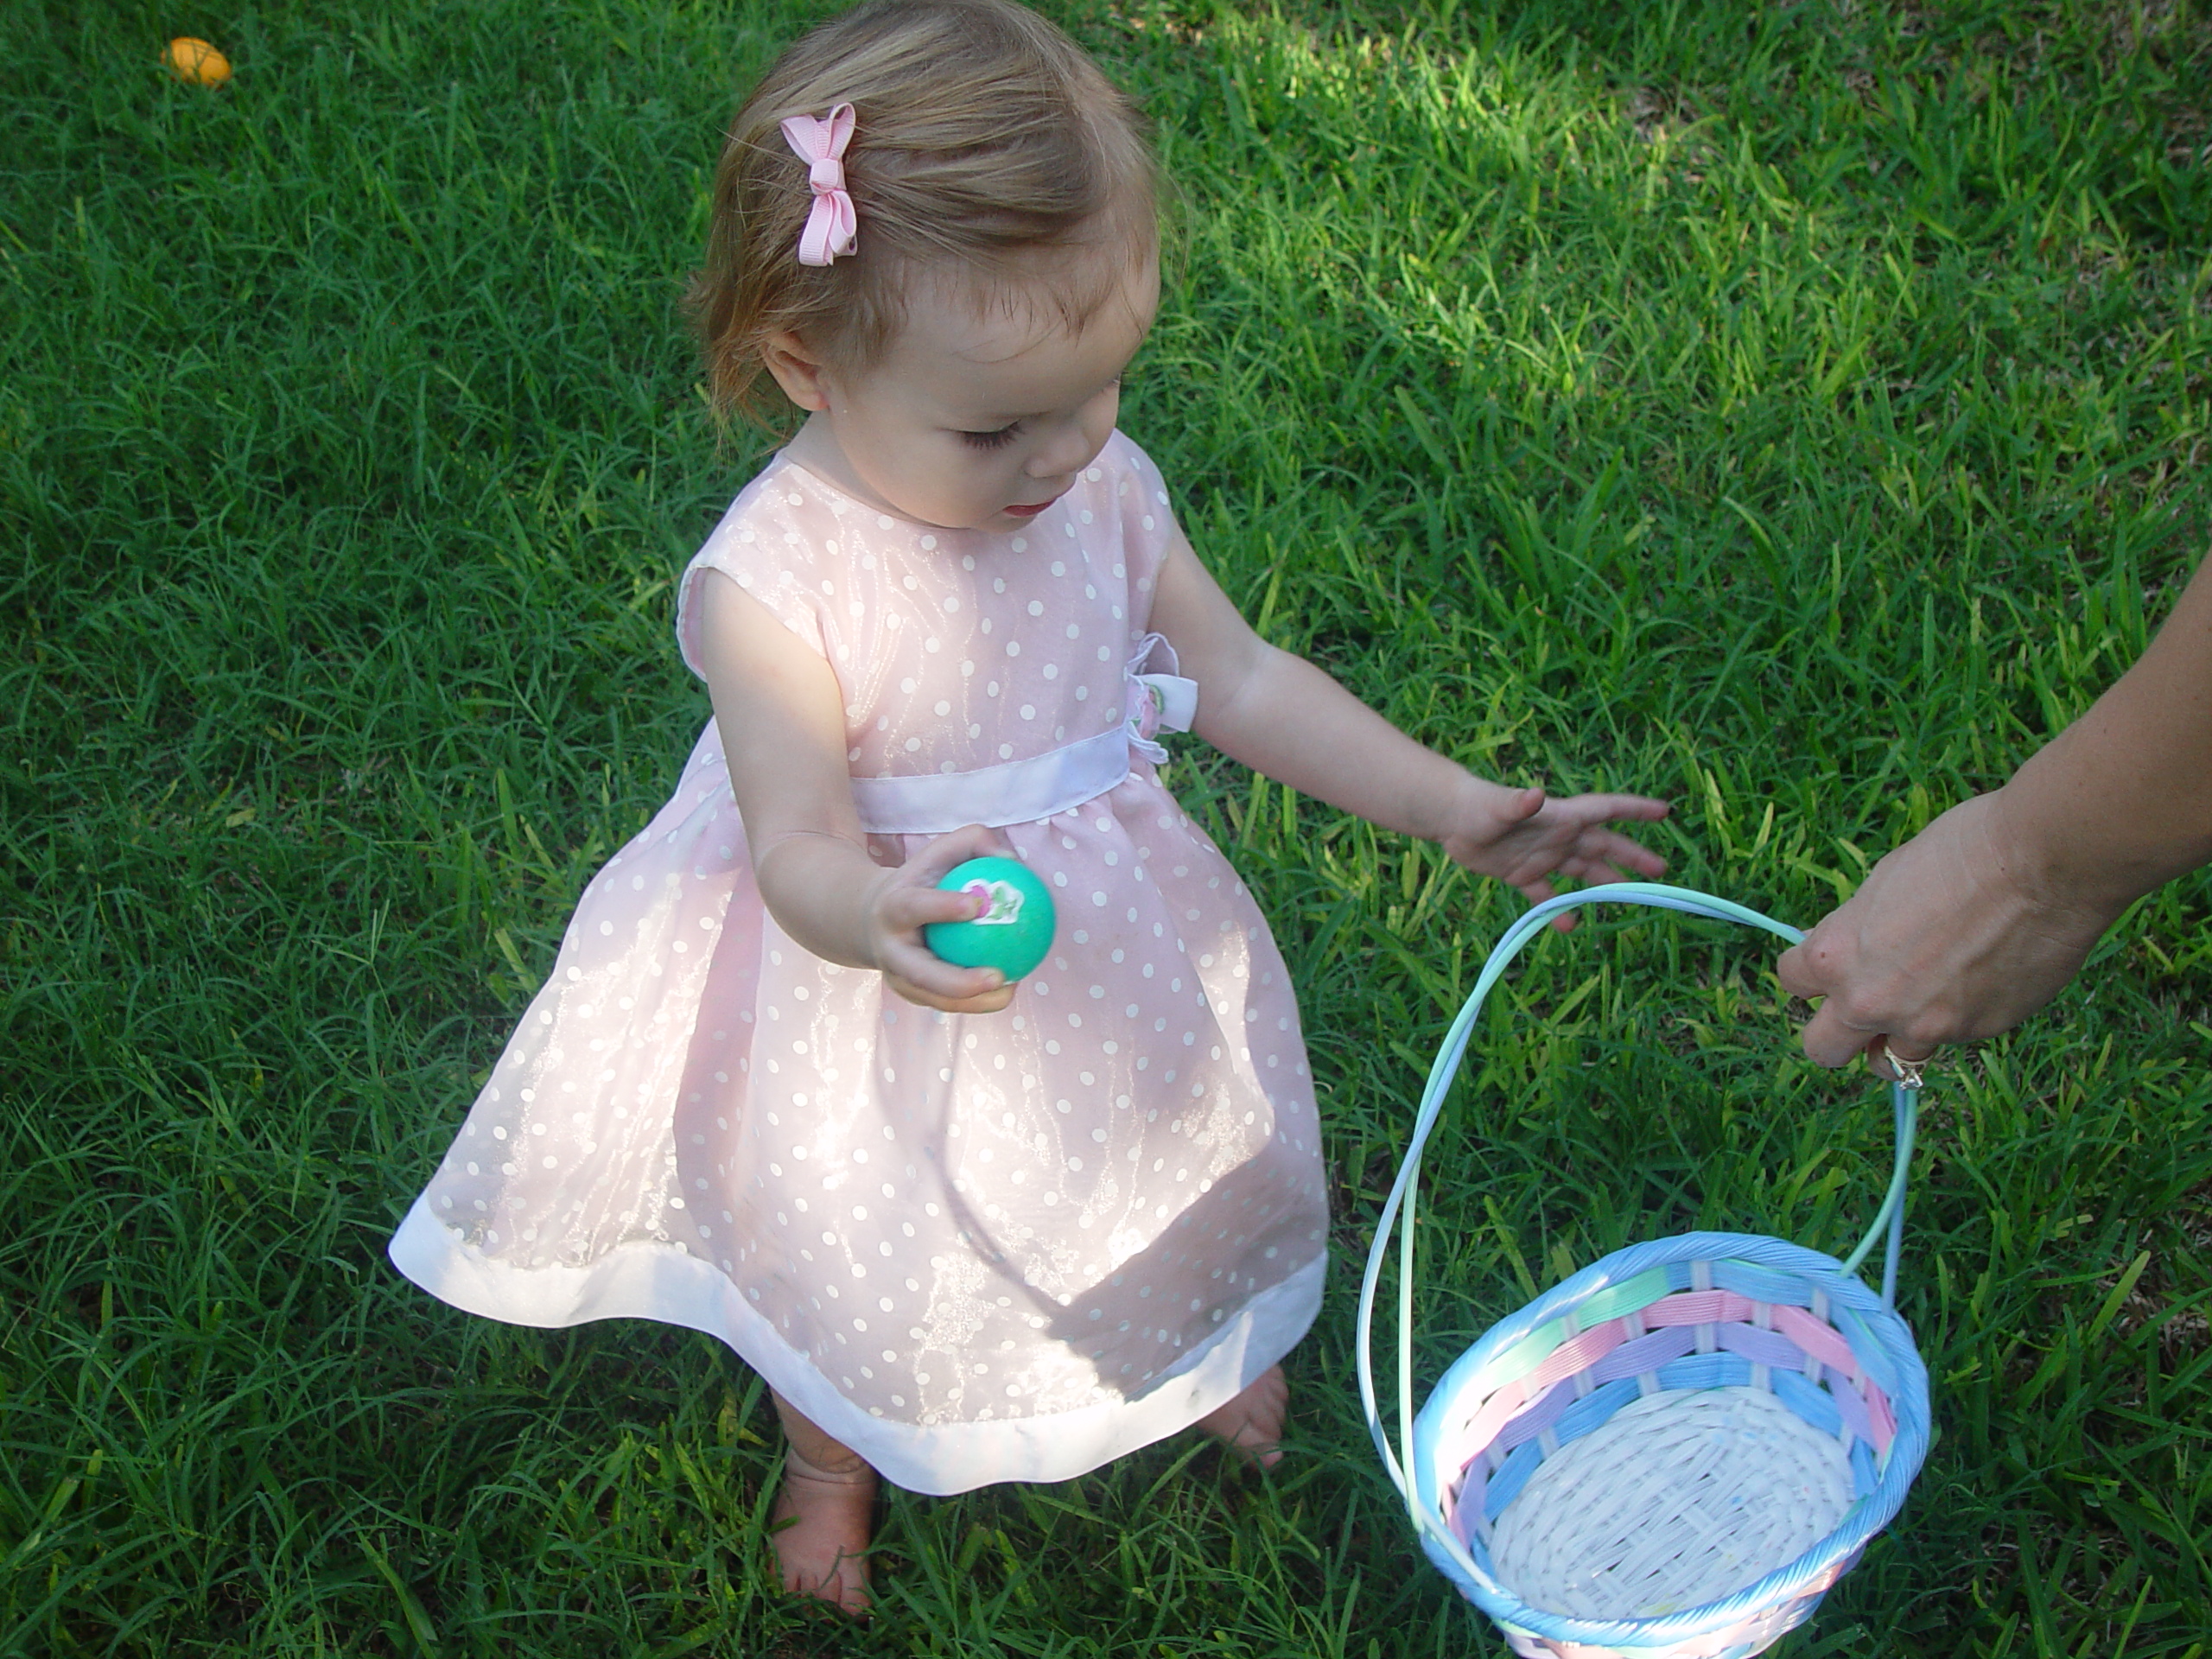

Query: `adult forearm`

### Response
(1779, 550, 2212, 1065)
(1998, 552, 2212, 917)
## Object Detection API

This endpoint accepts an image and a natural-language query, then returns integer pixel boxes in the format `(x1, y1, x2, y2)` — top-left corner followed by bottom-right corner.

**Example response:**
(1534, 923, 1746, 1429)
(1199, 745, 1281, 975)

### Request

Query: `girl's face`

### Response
(769, 250, 1160, 532)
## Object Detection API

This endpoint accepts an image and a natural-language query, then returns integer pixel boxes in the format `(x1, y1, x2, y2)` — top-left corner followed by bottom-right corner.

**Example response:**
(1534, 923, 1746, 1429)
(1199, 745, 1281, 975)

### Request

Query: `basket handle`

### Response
(1353, 881, 1919, 1539)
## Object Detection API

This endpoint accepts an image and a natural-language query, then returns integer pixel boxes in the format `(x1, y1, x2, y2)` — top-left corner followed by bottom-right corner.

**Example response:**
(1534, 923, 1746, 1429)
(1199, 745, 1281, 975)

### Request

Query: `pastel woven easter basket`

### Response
(1357, 884, 1930, 1659)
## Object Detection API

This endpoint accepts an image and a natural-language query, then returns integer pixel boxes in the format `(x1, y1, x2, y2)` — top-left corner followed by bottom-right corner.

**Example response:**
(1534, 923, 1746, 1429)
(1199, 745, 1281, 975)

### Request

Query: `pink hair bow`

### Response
(780, 103, 858, 267)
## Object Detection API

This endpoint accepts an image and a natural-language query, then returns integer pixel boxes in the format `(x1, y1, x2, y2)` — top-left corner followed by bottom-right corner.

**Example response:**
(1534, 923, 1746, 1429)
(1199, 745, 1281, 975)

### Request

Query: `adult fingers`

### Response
(1794, 988, 1886, 1069)
(1866, 1035, 1936, 1083)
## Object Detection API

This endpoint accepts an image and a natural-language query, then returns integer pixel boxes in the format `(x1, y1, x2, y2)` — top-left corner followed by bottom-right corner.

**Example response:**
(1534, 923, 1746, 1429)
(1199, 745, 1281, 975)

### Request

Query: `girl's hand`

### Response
(863, 823, 1020, 1014)
(1440, 779, 1670, 929)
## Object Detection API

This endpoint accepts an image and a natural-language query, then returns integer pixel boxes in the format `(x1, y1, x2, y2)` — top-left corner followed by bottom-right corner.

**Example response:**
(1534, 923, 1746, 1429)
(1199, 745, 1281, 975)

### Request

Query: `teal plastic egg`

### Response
(925, 856, 1057, 982)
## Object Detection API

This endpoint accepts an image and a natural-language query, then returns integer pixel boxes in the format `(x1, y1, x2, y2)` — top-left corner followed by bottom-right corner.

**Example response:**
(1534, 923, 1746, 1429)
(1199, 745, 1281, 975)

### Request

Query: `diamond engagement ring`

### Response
(1881, 1041, 1931, 1089)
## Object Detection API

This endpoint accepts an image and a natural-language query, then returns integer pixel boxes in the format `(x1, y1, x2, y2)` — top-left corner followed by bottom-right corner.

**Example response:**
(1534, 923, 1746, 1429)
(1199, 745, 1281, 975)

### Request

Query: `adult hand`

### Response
(1776, 791, 2117, 1077)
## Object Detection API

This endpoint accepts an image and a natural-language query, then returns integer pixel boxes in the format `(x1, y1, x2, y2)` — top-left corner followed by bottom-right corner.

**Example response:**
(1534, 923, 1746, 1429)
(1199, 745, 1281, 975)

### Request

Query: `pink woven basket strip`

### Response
(1866, 1376, 1897, 1452)
(1585, 1323, 1698, 1384)
(1641, 1288, 1759, 1328)
(1771, 1302, 1861, 1378)
(1495, 1376, 1585, 1453)
(1524, 1318, 1630, 1393)
(1456, 1376, 1530, 1461)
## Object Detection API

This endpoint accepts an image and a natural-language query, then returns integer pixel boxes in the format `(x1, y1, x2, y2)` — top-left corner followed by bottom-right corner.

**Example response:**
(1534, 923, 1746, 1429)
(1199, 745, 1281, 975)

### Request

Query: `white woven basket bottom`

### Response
(1486, 1385, 1855, 1621)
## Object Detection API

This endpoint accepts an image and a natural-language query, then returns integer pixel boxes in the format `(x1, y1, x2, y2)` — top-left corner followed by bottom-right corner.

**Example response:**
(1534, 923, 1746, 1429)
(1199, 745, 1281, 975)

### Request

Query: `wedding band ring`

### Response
(1881, 1041, 1931, 1089)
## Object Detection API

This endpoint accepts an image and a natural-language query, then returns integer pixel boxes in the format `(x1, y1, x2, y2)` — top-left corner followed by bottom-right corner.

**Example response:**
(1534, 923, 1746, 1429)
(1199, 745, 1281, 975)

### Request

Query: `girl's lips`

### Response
(1002, 496, 1060, 518)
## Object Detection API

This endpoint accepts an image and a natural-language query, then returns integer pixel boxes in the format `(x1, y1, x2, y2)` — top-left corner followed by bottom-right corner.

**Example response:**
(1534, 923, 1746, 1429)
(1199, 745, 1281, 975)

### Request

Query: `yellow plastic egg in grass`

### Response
(163, 37, 231, 86)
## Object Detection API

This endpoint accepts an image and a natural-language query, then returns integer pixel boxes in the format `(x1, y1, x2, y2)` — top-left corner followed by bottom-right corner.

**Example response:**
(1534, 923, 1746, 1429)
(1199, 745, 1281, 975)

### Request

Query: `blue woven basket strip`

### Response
(1770, 1369, 1844, 1439)
(1654, 1351, 1753, 1391)
(1711, 1258, 1827, 1307)
(1834, 1302, 1896, 1391)
(1849, 1440, 1878, 1499)
(1549, 1373, 1653, 1446)
(1478, 1378, 1640, 1523)
(1484, 1435, 1548, 1517)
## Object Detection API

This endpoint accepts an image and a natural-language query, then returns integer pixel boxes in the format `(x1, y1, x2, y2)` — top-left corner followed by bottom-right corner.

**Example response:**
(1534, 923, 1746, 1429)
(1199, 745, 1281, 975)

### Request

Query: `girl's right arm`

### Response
(692, 569, 1015, 1014)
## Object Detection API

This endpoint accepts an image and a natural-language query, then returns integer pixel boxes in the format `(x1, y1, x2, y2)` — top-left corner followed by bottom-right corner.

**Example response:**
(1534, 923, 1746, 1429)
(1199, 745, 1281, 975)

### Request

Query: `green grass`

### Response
(5, 0, 2209, 1652)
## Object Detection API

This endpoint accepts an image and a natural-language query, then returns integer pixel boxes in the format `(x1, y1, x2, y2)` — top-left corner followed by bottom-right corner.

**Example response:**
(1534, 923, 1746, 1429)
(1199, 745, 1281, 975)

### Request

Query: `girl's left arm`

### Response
(1151, 538, 1669, 910)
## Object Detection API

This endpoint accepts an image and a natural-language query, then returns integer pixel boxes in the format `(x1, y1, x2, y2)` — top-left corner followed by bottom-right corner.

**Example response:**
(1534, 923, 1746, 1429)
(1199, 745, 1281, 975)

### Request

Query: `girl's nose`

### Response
(1025, 421, 1097, 480)
(1027, 386, 1120, 478)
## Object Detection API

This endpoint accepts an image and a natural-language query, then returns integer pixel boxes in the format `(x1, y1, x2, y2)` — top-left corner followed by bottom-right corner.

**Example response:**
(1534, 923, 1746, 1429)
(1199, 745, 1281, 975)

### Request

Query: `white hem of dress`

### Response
(388, 1198, 1323, 1496)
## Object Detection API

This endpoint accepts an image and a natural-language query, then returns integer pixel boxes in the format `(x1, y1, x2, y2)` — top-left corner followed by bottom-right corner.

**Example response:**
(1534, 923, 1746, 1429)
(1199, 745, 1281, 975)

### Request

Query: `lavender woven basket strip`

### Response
(1827, 1370, 1878, 1448)
(1494, 1379, 1580, 1453)
(1586, 1324, 1700, 1385)
(1848, 1370, 1897, 1455)
(1452, 1455, 1487, 1543)
(1716, 1321, 1808, 1370)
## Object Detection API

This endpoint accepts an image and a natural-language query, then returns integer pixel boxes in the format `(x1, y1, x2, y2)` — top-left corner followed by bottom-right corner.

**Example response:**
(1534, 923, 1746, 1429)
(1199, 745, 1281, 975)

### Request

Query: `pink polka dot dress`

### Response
(390, 433, 1328, 1494)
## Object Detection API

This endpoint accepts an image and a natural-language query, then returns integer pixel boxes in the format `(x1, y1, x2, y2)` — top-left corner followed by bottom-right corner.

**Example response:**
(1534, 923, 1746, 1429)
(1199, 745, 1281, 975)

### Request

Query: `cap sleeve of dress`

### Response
(674, 459, 832, 680)
(1104, 433, 1185, 636)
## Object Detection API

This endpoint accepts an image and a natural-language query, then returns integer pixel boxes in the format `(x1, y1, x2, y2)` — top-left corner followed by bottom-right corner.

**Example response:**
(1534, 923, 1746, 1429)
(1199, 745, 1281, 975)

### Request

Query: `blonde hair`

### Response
(687, 0, 1160, 427)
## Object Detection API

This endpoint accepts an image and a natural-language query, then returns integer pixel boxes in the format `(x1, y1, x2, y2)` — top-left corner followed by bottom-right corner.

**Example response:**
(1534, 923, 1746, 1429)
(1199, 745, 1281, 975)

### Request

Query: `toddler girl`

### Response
(389, 0, 1668, 1615)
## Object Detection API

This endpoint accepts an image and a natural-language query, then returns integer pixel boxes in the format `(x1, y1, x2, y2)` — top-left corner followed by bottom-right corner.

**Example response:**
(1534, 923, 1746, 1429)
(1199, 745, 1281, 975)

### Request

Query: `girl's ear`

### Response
(763, 331, 833, 412)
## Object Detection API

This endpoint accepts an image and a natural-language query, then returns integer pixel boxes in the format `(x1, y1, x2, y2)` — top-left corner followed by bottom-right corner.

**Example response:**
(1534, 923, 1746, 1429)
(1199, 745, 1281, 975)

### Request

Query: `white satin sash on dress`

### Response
(849, 635, 1197, 836)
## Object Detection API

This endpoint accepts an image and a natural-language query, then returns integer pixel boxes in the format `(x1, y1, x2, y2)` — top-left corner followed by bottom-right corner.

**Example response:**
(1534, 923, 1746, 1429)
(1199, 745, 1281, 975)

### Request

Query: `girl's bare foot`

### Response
(1197, 1364, 1287, 1469)
(771, 1444, 877, 1614)
(769, 1394, 875, 1615)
